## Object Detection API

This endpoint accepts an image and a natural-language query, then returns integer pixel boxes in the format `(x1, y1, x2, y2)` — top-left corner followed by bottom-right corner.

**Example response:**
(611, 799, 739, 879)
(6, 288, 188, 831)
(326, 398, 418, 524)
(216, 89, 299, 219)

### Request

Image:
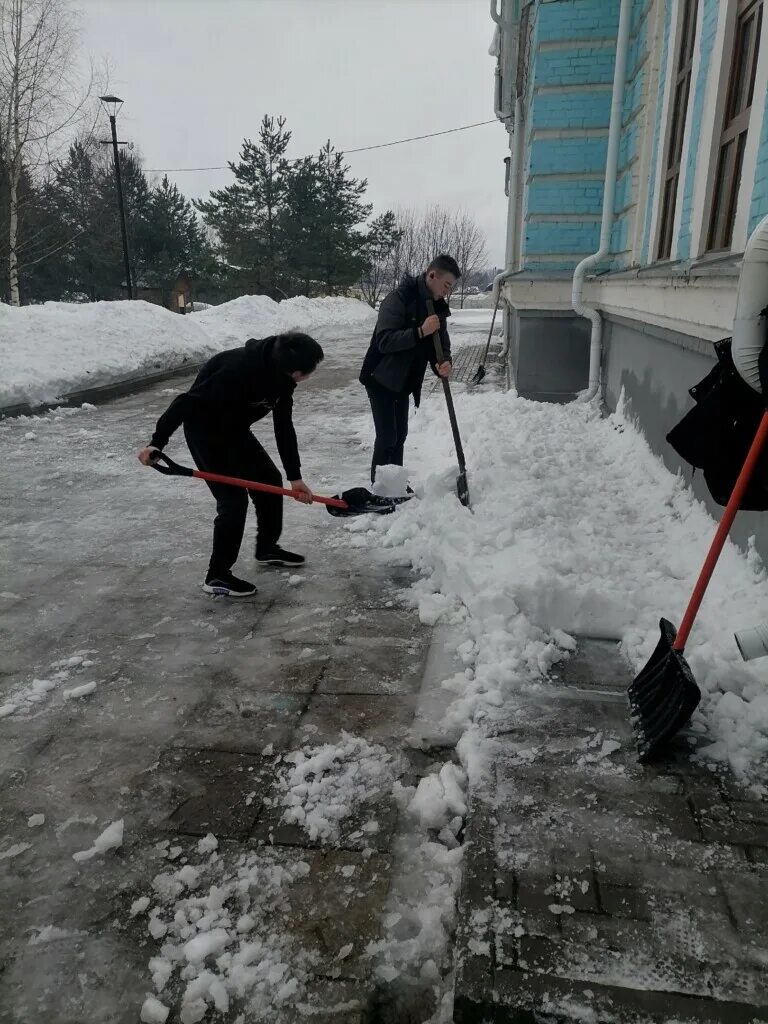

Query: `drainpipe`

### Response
(732, 212, 768, 393)
(492, 97, 523, 359)
(490, 0, 523, 360)
(571, 0, 632, 402)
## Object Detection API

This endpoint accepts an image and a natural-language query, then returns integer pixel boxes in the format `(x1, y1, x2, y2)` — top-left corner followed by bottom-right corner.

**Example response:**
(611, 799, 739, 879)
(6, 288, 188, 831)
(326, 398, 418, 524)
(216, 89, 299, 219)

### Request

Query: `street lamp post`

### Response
(99, 95, 133, 300)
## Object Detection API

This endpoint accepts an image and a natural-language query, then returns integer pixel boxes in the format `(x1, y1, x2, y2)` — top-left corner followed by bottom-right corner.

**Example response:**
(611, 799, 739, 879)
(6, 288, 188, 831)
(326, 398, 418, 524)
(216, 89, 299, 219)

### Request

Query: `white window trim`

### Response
(688, 0, 752, 257)
(670, 0, 707, 258)
(731, 5, 768, 248)
(633, 0, 671, 261)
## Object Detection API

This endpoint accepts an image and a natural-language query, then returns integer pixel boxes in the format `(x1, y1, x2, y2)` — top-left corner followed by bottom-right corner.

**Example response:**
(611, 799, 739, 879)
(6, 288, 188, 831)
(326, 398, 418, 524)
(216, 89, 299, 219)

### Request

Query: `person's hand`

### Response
(437, 361, 452, 378)
(289, 479, 313, 504)
(138, 446, 160, 466)
(420, 314, 440, 338)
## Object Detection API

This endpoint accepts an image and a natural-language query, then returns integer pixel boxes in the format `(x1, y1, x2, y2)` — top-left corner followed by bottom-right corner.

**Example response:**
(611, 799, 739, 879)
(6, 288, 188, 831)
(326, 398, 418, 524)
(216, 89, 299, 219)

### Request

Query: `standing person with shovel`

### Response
(359, 254, 459, 486)
(137, 331, 324, 597)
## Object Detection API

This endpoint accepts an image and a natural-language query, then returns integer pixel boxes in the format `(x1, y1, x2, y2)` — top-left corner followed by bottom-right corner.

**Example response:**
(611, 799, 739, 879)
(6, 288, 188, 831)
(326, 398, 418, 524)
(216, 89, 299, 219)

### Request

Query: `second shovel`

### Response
(426, 298, 471, 508)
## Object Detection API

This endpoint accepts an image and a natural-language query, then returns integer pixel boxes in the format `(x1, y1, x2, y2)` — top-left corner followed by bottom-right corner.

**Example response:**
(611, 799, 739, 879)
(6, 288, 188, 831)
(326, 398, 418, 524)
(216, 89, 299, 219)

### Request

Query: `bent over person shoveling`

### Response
(138, 331, 324, 597)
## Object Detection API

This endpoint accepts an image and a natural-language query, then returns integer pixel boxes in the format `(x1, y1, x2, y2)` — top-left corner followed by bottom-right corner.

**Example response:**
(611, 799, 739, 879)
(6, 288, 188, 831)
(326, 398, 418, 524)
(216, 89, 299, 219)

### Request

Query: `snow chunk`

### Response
(27, 814, 45, 828)
(72, 819, 123, 862)
(197, 833, 218, 855)
(372, 464, 410, 497)
(183, 927, 230, 964)
(0, 842, 31, 861)
(130, 897, 151, 917)
(63, 681, 97, 700)
(140, 996, 169, 1023)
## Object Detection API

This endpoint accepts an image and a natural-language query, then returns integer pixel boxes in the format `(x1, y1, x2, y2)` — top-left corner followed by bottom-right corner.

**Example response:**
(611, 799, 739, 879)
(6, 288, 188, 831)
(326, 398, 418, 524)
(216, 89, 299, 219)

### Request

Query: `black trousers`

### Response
(365, 382, 410, 484)
(184, 424, 282, 576)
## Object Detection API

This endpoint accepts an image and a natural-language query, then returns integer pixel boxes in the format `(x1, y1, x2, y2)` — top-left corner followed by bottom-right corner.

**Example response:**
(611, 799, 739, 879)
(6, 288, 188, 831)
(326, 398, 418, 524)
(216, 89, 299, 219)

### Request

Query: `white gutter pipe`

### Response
(492, 98, 522, 357)
(732, 212, 768, 394)
(731, 212, 768, 661)
(571, 0, 632, 402)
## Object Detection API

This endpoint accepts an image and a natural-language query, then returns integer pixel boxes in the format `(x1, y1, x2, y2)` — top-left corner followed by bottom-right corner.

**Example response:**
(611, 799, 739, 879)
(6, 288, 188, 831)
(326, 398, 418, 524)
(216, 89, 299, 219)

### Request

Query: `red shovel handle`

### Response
(674, 410, 768, 651)
(150, 452, 348, 509)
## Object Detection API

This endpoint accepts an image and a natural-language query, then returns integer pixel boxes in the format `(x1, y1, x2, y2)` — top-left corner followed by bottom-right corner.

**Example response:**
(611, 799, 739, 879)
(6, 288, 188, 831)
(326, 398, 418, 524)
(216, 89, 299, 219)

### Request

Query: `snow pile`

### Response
(352, 389, 768, 782)
(278, 734, 394, 843)
(0, 300, 214, 409)
(138, 845, 317, 1023)
(190, 294, 375, 349)
(0, 294, 375, 410)
(72, 819, 124, 862)
(362, 763, 466, 1006)
(0, 650, 98, 719)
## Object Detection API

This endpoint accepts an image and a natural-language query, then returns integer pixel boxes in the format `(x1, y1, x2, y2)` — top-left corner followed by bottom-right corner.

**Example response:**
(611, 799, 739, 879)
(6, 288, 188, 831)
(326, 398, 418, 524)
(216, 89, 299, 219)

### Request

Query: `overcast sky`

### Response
(77, 0, 507, 266)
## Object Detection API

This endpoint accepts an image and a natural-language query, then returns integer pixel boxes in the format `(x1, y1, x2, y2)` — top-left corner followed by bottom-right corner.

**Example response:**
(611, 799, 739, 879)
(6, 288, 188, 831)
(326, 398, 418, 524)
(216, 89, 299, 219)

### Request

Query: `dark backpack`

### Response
(666, 337, 768, 510)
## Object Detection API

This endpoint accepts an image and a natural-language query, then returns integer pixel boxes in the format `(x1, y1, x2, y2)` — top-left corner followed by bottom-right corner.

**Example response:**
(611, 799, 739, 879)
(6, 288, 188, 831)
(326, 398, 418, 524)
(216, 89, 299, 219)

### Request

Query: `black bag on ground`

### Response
(666, 337, 768, 510)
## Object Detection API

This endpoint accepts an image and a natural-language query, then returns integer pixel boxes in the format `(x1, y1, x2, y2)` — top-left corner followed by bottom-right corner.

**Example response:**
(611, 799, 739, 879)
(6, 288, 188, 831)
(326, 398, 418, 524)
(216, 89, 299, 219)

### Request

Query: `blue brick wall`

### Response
(748, 96, 768, 233)
(519, 0, 621, 273)
(529, 137, 609, 175)
(535, 48, 617, 87)
(537, 0, 619, 41)
(532, 88, 612, 129)
(677, 0, 719, 259)
(640, 0, 673, 264)
(527, 180, 604, 216)
(526, 221, 601, 254)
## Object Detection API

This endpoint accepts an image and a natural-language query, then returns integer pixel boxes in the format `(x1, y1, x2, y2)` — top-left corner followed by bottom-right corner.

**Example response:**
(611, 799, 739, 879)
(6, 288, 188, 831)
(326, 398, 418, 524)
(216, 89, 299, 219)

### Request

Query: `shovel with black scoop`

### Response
(468, 293, 501, 388)
(149, 452, 412, 517)
(426, 298, 471, 508)
(629, 410, 768, 763)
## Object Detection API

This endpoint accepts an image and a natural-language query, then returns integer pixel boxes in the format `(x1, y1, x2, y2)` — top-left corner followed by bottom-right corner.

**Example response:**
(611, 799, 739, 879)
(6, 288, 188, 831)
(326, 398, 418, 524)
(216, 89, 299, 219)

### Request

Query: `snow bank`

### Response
(352, 389, 768, 783)
(0, 300, 214, 410)
(0, 294, 375, 411)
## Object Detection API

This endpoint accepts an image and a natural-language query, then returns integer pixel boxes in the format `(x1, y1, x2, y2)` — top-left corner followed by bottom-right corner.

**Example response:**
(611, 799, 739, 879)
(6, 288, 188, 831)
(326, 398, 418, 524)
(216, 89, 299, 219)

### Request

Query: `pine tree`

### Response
(314, 142, 371, 294)
(196, 115, 291, 294)
(359, 210, 401, 307)
(142, 175, 211, 300)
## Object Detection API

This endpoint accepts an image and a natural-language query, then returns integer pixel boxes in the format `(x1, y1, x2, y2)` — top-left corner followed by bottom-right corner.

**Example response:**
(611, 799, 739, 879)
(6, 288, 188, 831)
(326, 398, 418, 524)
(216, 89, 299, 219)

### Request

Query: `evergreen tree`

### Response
(196, 115, 290, 294)
(314, 142, 371, 294)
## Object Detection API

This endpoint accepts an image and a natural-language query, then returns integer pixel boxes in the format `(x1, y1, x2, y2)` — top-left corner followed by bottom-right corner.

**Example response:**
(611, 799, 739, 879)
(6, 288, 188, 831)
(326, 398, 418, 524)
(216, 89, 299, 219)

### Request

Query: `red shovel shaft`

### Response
(674, 410, 768, 652)
(190, 468, 348, 509)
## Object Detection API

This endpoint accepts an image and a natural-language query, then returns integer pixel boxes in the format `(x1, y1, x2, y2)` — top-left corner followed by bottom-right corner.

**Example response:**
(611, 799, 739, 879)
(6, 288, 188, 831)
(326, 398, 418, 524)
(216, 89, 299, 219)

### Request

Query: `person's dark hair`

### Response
(272, 331, 325, 375)
(427, 254, 461, 278)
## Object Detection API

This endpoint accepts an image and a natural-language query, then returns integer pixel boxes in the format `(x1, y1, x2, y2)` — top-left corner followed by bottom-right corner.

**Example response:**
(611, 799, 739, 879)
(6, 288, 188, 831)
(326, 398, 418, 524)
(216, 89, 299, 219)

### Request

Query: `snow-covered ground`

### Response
(348, 386, 768, 786)
(0, 295, 376, 410)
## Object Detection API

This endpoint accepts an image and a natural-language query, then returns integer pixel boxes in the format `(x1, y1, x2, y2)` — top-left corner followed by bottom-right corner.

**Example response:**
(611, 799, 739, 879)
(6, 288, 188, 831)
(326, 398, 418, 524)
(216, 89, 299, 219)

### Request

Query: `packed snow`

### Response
(350, 387, 768, 783)
(0, 294, 375, 410)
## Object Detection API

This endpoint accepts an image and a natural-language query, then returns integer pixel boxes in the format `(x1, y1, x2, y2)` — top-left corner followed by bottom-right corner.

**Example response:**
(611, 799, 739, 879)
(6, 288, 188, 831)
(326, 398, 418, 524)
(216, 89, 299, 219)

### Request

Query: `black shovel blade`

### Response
(468, 365, 486, 388)
(628, 618, 702, 764)
(457, 471, 471, 509)
(326, 487, 413, 518)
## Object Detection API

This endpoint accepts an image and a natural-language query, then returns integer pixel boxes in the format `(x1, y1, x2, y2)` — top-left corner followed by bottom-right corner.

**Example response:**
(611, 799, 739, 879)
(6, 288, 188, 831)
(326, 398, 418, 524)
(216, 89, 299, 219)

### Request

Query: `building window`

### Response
(657, 0, 699, 260)
(706, 0, 764, 252)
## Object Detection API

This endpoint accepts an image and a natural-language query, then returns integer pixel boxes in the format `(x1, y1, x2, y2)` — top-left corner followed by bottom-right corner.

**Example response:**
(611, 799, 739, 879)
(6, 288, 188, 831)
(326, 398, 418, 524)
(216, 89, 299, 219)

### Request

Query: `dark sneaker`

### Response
(255, 546, 305, 568)
(202, 572, 257, 597)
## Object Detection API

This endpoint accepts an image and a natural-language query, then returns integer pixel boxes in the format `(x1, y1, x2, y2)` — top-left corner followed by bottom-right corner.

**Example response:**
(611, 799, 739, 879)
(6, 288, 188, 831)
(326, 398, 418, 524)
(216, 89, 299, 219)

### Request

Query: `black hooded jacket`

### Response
(148, 336, 301, 480)
(359, 273, 451, 406)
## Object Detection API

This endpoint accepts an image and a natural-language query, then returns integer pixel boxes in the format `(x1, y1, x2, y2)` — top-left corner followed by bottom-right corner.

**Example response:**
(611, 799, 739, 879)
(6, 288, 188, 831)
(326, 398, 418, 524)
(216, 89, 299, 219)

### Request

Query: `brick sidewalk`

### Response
(453, 640, 768, 1023)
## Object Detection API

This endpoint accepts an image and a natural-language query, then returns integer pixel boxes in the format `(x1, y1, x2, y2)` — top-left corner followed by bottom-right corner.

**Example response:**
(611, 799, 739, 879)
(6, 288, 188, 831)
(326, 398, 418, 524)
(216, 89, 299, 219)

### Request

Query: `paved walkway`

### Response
(0, 326, 443, 1023)
(454, 640, 768, 1023)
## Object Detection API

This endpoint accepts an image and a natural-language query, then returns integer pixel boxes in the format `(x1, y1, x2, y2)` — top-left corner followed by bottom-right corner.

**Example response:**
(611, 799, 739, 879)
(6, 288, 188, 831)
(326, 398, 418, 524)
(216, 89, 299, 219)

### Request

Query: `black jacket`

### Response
(666, 337, 768, 510)
(359, 273, 451, 406)
(149, 336, 302, 480)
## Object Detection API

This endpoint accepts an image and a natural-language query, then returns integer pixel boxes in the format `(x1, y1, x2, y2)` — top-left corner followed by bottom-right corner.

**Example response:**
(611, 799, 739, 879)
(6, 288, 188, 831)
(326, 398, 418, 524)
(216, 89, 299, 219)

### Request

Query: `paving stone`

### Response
(297, 692, 416, 743)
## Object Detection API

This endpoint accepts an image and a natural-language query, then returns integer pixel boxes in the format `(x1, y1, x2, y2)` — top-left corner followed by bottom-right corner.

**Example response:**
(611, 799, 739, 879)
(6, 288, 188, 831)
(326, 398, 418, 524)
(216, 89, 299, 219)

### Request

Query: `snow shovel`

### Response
(426, 298, 471, 508)
(468, 293, 501, 388)
(149, 452, 409, 517)
(629, 410, 768, 763)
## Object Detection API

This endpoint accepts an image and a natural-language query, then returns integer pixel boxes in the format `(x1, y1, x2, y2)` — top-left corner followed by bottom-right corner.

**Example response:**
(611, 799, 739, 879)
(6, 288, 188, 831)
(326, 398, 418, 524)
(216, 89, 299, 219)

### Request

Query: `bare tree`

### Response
(0, 0, 96, 304)
(452, 210, 489, 308)
(388, 205, 488, 305)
